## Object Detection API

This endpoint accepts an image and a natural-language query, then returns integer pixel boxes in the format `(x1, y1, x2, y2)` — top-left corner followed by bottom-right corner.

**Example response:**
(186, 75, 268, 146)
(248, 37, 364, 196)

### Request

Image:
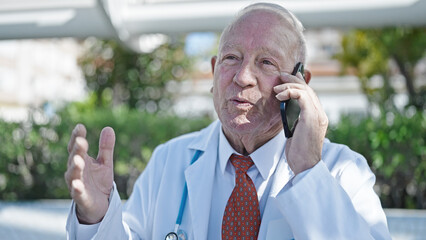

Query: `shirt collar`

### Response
(219, 127, 285, 180)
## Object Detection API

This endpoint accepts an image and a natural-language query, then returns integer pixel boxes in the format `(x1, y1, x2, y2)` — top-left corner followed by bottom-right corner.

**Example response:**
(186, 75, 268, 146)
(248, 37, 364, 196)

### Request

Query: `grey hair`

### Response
(219, 2, 307, 64)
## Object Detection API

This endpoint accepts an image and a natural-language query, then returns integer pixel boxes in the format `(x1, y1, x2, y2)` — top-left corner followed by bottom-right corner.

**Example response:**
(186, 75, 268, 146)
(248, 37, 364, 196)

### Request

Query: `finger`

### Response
(274, 83, 305, 94)
(302, 86, 329, 127)
(276, 88, 317, 119)
(97, 127, 116, 168)
(68, 136, 89, 168)
(275, 84, 319, 111)
(285, 137, 292, 160)
(275, 87, 303, 102)
(71, 179, 84, 197)
(68, 124, 87, 153)
(65, 155, 85, 190)
(279, 72, 306, 84)
(71, 179, 89, 205)
(296, 71, 306, 83)
(285, 87, 328, 132)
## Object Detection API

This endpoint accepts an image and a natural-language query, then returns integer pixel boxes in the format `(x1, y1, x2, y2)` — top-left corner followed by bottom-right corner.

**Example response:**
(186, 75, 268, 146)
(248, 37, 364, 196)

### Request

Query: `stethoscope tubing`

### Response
(166, 150, 202, 240)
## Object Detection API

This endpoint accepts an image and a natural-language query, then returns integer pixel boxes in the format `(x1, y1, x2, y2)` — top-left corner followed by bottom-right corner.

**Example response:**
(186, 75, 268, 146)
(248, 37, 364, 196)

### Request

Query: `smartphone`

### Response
(280, 62, 305, 138)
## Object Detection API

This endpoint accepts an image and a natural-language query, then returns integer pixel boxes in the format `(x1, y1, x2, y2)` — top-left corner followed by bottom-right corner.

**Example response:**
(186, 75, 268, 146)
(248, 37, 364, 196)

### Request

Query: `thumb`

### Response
(285, 138, 292, 157)
(97, 127, 116, 167)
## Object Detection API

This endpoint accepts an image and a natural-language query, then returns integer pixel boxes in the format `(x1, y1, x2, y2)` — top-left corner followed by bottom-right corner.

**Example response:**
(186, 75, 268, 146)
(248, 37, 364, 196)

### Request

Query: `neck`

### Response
(222, 123, 282, 155)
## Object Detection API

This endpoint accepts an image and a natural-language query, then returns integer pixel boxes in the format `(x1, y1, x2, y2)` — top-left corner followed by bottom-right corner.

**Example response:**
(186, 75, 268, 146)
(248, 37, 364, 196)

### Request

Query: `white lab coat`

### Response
(66, 120, 391, 240)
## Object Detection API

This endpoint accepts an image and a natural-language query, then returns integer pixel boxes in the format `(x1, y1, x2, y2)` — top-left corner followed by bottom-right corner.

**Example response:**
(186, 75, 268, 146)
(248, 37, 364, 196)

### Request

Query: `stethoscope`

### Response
(165, 150, 202, 240)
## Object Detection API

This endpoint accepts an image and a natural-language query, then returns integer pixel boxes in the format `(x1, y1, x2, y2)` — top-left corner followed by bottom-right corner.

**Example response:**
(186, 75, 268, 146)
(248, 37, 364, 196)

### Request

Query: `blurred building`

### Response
(0, 0, 425, 123)
(0, 39, 86, 122)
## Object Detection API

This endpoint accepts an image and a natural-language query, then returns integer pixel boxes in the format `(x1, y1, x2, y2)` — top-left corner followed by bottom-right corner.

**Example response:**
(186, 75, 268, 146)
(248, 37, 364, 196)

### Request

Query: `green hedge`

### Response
(1, 100, 424, 209)
(327, 109, 425, 209)
(0, 102, 211, 200)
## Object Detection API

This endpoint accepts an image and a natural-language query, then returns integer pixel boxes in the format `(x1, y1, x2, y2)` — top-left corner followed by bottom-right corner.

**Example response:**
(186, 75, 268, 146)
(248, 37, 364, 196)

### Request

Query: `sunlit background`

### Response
(0, 0, 425, 239)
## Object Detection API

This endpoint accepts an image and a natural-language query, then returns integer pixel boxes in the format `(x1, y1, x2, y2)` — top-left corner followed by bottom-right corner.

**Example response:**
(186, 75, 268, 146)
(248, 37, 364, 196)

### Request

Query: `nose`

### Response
(234, 60, 257, 88)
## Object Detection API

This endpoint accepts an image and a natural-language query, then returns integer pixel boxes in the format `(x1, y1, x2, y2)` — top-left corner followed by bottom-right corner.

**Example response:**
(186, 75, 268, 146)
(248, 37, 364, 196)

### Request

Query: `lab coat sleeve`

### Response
(66, 182, 133, 240)
(121, 143, 170, 239)
(275, 159, 391, 240)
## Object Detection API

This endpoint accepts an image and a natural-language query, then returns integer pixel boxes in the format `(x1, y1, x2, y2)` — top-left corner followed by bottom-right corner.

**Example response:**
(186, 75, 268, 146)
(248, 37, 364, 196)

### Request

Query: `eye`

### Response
(262, 59, 274, 66)
(260, 58, 278, 68)
(221, 54, 240, 65)
(224, 55, 238, 61)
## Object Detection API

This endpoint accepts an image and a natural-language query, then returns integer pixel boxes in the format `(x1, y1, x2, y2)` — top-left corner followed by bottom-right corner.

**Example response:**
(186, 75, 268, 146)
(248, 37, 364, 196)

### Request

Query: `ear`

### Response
(304, 69, 312, 84)
(211, 56, 217, 74)
(210, 56, 217, 94)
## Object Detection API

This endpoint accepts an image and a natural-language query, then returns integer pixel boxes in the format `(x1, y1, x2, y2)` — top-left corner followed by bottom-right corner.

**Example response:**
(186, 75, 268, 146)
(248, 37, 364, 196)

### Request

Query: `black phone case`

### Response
(280, 62, 304, 138)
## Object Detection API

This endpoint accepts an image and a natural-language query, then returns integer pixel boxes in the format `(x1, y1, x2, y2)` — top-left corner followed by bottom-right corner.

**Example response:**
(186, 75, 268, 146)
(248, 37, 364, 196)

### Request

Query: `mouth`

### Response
(230, 97, 253, 108)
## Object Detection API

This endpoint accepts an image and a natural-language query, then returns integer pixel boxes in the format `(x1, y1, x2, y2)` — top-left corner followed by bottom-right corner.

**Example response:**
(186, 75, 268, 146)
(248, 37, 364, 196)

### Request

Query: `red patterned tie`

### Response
(222, 154, 261, 240)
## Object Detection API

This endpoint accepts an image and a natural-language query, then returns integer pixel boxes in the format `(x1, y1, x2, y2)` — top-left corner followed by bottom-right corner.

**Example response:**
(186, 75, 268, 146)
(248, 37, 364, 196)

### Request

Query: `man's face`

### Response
(212, 10, 298, 136)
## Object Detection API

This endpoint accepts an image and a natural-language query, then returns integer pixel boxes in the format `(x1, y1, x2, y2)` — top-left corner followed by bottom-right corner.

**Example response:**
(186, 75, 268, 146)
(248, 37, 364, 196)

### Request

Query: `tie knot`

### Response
(230, 154, 254, 174)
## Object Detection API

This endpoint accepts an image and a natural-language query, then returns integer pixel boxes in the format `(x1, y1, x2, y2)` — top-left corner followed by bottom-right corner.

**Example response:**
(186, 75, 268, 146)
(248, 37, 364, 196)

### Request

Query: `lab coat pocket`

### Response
(265, 218, 294, 240)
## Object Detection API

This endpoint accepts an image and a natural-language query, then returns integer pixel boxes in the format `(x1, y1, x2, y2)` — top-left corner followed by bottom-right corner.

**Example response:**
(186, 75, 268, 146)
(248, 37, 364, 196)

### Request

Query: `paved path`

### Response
(0, 200, 425, 239)
(0, 200, 69, 240)
(385, 208, 426, 240)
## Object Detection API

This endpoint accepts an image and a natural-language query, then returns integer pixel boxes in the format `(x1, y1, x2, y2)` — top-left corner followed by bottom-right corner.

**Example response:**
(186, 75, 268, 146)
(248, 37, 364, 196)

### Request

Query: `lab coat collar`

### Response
(185, 119, 221, 240)
(187, 119, 221, 152)
(218, 128, 238, 175)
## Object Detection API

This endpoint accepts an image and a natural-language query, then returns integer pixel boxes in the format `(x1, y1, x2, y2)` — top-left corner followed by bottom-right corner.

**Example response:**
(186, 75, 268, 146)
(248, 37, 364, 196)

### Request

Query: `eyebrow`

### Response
(219, 43, 237, 53)
(220, 44, 285, 60)
(259, 46, 285, 60)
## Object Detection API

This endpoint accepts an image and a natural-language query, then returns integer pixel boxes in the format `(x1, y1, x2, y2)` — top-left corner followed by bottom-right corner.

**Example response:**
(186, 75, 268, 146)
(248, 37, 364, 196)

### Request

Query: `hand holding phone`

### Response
(280, 62, 305, 138)
(276, 62, 328, 174)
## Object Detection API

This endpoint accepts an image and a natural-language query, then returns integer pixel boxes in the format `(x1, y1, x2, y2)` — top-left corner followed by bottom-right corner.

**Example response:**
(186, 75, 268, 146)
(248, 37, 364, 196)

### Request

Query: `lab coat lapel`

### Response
(185, 148, 217, 239)
(269, 154, 294, 198)
(259, 155, 294, 239)
(185, 121, 220, 240)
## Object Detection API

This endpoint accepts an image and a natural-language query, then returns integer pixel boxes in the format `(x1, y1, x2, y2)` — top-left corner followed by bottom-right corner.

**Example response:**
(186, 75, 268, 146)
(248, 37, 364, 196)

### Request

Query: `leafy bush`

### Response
(2, 98, 424, 209)
(0, 102, 211, 200)
(327, 109, 425, 209)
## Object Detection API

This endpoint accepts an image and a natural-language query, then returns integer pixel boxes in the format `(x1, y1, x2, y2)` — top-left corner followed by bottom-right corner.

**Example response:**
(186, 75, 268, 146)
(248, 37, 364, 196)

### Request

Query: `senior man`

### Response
(65, 3, 391, 239)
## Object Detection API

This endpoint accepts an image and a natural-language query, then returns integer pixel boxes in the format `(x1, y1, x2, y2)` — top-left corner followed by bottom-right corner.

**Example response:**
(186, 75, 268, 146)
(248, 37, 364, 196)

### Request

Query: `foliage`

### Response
(0, 35, 207, 200)
(2, 28, 424, 213)
(327, 109, 426, 209)
(0, 101, 212, 200)
(78, 37, 192, 112)
(333, 27, 426, 209)
(335, 27, 426, 111)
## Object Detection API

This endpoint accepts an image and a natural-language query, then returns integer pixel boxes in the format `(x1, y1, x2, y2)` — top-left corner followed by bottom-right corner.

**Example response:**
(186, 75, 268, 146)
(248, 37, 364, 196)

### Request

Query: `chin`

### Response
(223, 114, 261, 134)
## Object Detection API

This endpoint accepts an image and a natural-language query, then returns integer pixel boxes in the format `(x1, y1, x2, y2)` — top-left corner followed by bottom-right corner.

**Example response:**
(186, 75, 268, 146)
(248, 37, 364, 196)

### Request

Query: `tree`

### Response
(335, 27, 426, 112)
(78, 37, 193, 113)
(331, 27, 426, 209)
(0, 36, 213, 200)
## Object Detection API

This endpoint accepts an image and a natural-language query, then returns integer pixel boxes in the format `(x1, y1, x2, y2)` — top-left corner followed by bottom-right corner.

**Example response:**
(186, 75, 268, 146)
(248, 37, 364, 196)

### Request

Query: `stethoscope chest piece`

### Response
(165, 230, 187, 240)
(165, 232, 178, 240)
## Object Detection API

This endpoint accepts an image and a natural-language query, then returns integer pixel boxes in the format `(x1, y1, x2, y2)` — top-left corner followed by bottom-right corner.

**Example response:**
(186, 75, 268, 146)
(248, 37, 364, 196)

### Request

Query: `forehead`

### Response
(219, 9, 298, 57)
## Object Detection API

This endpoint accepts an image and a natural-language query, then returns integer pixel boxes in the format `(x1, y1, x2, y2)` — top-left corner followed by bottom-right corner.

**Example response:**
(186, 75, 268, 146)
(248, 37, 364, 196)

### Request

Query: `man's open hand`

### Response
(64, 124, 115, 224)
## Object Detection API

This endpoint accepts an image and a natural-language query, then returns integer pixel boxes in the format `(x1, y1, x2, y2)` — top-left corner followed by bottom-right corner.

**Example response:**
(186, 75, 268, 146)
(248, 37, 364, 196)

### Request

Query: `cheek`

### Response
(214, 67, 236, 95)
(218, 66, 237, 82)
(257, 78, 281, 114)
(260, 77, 280, 99)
